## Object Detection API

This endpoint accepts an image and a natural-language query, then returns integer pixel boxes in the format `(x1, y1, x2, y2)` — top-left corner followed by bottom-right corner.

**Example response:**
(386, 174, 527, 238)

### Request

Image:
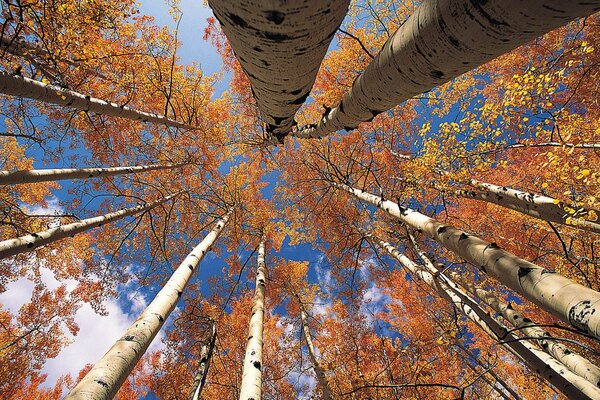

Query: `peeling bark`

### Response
(239, 236, 266, 400)
(65, 209, 232, 400)
(0, 72, 198, 130)
(339, 183, 600, 339)
(0, 192, 182, 259)
(0, 162, 186, 185)
(457, 179, 600, 234)
(293, 0, 600, 138)
(207, 0, 349, 139)
(371, 234, 600, 400)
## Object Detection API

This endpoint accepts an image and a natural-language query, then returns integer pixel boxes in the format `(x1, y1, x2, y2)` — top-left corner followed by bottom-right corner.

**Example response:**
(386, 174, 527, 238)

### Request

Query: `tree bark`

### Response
(407, 232, 600, 389)
(339, 183, 600, 339)
(207, 0, 349, 139)
(295, 294, 334, 400)
(65, 209, 232, 400)
(189, 319, 217, 400)
(370, 233, 600, 400)
(0, 192, 181, 259)
(293, 0, 600, 139)
(0, 72, 197, 130)
(239, 236, 266, 400)
(0, 162, 186, 185)
(457, 179, 600, 234)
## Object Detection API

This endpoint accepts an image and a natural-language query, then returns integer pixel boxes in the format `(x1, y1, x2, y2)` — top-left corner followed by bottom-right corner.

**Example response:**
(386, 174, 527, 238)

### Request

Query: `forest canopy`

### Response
(0, 0, 599, 399)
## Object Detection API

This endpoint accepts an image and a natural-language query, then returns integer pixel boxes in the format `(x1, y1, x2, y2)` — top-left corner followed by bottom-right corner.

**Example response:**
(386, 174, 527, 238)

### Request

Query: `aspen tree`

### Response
(0, 162, 186, 185)
(295, 294, 334, 400)
(370, 233, 600, 400)
(457, 179, 600, 234)
(0, 72, 197, 130)
(189, 320, 217, 400)
(65, 209, 232, 400)
(239, 236, 266, 400)
(0, 192, 181, 259)
(207, 0, 349, 139)
(338, 183, 600, 338)
(408, 232, 600, 388)
(292, 0, 600, 139)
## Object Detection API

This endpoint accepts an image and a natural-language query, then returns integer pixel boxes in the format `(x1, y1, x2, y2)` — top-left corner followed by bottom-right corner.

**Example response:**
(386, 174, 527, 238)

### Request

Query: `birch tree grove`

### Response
(65, 209, 232, 400)
(1, 1, 599, 399)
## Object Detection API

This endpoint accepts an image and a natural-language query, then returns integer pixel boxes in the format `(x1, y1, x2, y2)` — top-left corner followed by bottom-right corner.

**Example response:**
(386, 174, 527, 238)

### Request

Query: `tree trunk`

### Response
(0, 192, 182, 259)
(207, 0, 349, 139)
(407, 231, 600, 388)
(65, 209, 232, 400)
(0, 72, 197, 130)
(239, 236, 266, 400)
(370, 233, 600, 400)
(296, 295, 334, 400)
(293, 0, 600, 139)
(457, 179, 600, 234)
(189, 319, 217, 400)
(0, 162, 186, 185)
(339, 183, 600, 339)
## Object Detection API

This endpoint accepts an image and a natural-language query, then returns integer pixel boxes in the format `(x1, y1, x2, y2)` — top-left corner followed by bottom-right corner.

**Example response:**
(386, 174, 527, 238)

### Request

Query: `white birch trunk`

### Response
(0, 72, 197, 130)
(297, 299, 333, 400)
(407, 232, 600, 388)
(371, 234, 600, 400)
(65, 209, 232, 400)
(239, 237, 266, 400)
(458, 179, 600, 234)
(0, 162, 186, 185)
(338, 183, 600, 338)
(0, 192, 181, 259)
(189, 320, 217, 400)
(292, 0, 600, 138)
(207, 0, 349, 139)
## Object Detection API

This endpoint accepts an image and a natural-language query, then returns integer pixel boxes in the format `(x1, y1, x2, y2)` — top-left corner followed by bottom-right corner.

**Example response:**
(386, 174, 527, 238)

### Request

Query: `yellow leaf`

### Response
(542, 183, 548, 189)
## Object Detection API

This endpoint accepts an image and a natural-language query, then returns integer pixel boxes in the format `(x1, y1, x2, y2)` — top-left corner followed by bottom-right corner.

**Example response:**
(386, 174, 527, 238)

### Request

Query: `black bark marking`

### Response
(228, 13, 248, 29)
(459, 233, 469, 241)
(188, 264, 194, 271)
(122, 335, 135, 341)
(430, 70, 444, 79)
(518, 267, 534, 278)
(94, 379, 109, 388)
(253, 361, 262, 370)
(26, 242, 34, 248)
(437, 226, 447, 234)
(265, 10, 285, 25)
(569, 300, 595, 332)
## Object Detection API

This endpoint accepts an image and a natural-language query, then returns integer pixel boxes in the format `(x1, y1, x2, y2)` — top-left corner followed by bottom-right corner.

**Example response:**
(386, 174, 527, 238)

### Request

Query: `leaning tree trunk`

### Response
(293, 0, 600, 139)
(207, 0, 349, 141)
(189, 319, 217, 400)
(65, 209, 232, 400)
(370, 233, 600, 400)
(239, 236, 267, 400)
(0, 72, 197, 130)
(296, 295, 333, 400)
(0, 192, 181, 259)
(338, 183, 600, 339)
(457, 179, 600, 234)
(407, 232, 600, 388)
(0, 162, 186, 185)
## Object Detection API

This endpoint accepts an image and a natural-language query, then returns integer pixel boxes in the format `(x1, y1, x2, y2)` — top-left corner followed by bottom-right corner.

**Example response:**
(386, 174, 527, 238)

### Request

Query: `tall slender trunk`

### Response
(207, 1, 349, 138)
(293, 0, 600, 139)
(457, 179, 600, 234)
(189, 320, 217, 400)
(0, 72, 197, 130)
(0, 192, 181, 259)
(408, 232, 600, 388)
(454, 341, 522, 400)
(0, 162, 186, 185)
(239, 236, 266, 400)
(65, 209, 232, 400)
(338, 183, 600, 338)
(370, 233, 600, 400)
(295, 294, 334, 400)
